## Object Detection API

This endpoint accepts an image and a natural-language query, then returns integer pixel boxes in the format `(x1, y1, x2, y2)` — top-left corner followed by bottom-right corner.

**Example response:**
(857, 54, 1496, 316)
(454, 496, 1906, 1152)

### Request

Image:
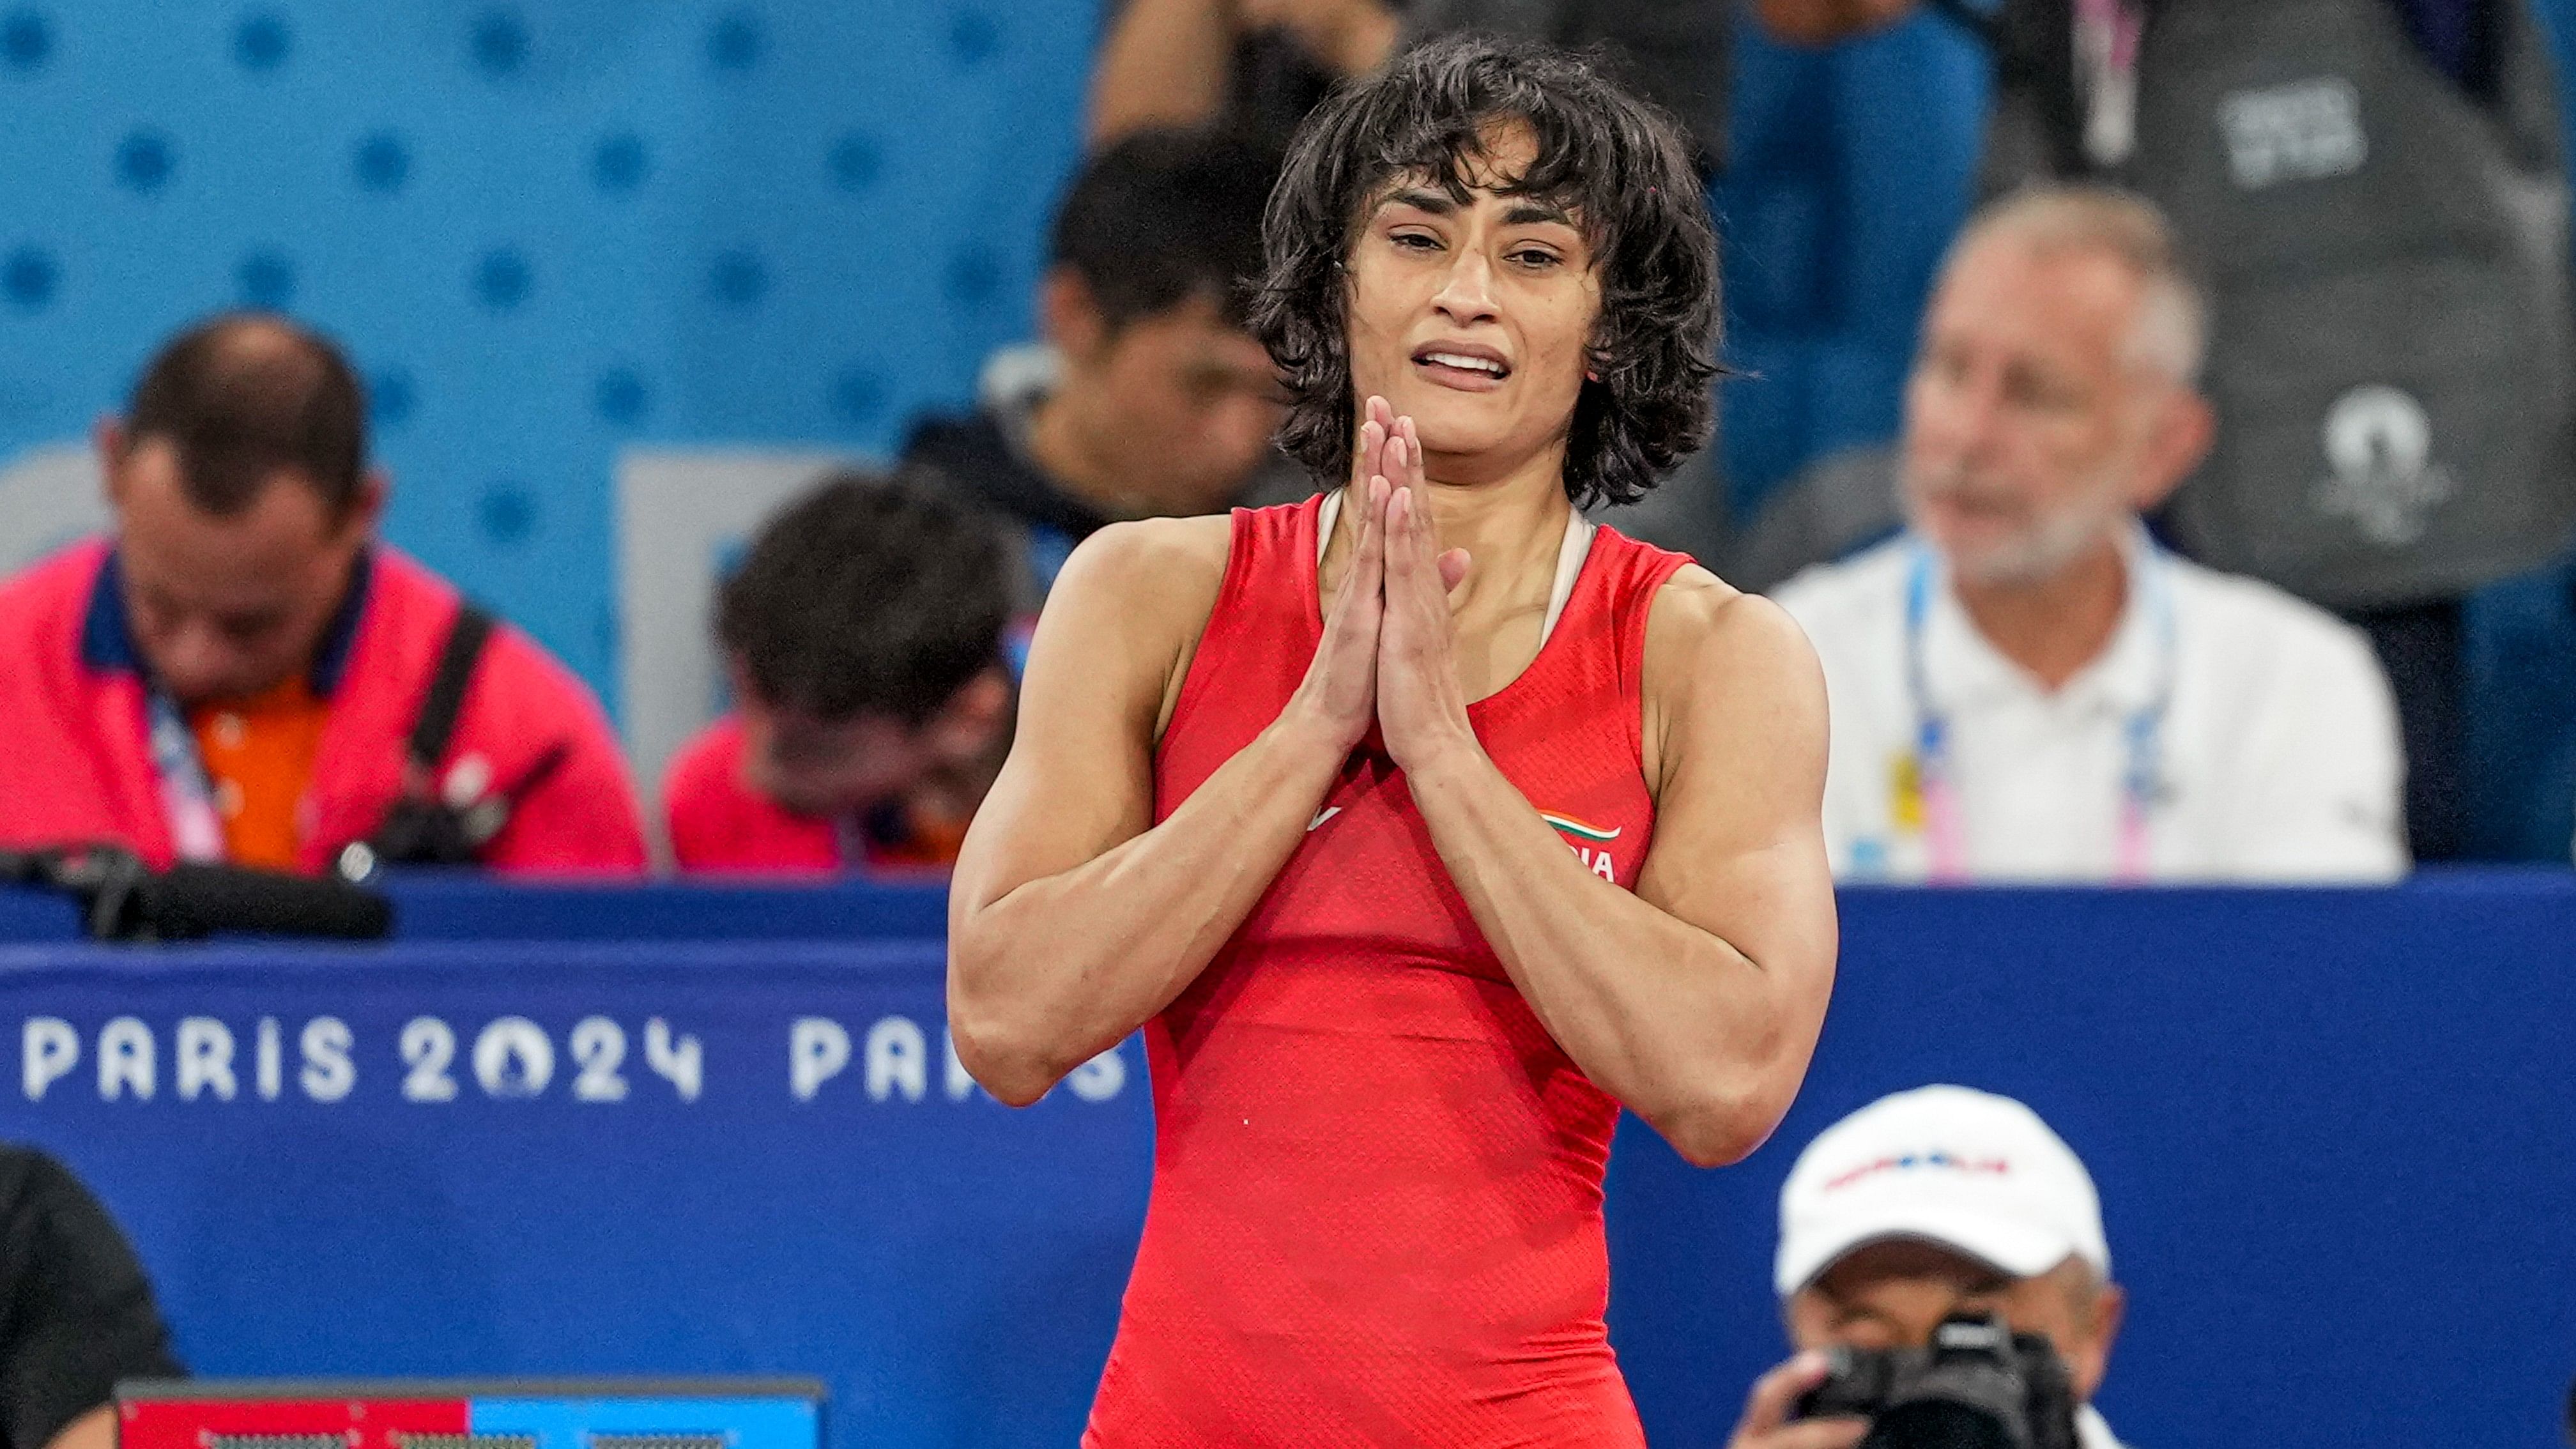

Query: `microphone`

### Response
(1, 845, 393, 942)
(125, 862, 393, 940)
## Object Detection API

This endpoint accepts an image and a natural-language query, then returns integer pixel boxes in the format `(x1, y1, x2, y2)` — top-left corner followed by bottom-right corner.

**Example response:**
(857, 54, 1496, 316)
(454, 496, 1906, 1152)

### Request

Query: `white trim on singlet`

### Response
(1315, 487, 1597, 645)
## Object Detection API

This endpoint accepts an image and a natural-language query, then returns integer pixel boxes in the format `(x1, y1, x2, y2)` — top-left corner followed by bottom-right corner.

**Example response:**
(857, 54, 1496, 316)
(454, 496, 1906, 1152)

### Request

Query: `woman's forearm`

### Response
(950, 705, 1346, 1103)
(1089, 0, 1237, 146)
(1402, 746, 1817, 1165)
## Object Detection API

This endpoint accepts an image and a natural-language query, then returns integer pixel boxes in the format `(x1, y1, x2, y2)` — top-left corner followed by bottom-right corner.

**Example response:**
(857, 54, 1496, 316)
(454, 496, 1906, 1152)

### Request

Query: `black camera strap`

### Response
(408, 604, 495, 775)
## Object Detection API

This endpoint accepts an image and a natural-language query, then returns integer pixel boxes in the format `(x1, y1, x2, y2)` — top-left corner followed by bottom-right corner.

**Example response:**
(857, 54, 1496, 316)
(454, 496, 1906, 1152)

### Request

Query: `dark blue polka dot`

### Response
(2, 247, 57, 310)
(831, 366, 885, 425)
(236, 250, 295, 308)
(473, 247, 532, 310)
(594, 367, 648, 425)
(353, 131, 410, 193)
(705, 10, 760, 72)
(477, 482, 535, 546)
(1, 9, 52, 71)
(233, 11, 289, 70)
(827, 134, 880, 192)
(469, 8, 526, 76)
(369, 368, 415, 427)
(944, 248, 999, 305)
(706, 249, 767, 307)
(590, 131, 647, 192)
(948, 11, 997, 67)
(115, 130, 174, 194)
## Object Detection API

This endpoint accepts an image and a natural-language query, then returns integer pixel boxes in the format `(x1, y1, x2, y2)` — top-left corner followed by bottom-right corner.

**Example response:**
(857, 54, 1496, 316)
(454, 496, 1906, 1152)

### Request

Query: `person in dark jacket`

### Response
(900, 126, 1289, 612)
(0, 1146, 183, 1449)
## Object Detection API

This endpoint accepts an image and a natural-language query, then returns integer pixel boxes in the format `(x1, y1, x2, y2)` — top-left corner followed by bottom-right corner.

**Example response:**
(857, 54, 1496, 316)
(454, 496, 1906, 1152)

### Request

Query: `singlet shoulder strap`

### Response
(1568, 525, 1694, 694)
(1539, 514, 1598, 644)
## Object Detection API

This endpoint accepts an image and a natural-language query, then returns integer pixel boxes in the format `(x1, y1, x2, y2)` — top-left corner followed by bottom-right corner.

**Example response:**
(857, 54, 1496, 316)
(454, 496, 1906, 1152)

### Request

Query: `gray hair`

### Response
(1947, 183, 2209, 387)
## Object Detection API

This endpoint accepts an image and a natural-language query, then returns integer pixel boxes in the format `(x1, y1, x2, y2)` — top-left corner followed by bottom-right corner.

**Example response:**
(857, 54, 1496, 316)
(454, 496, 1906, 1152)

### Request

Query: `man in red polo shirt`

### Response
(661, 469, 1015, 873)
(0, 312, 646, 876)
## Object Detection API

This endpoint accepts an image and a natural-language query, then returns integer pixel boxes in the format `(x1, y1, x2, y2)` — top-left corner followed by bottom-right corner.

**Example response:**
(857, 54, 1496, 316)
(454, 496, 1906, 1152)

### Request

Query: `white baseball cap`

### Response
(1774, 1085, 2110, 1298)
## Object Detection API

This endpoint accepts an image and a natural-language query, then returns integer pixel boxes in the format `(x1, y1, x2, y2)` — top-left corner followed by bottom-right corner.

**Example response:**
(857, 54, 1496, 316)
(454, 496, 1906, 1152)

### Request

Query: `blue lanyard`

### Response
(1901, 537, 2177, 879)
(146, 681, 228, 862)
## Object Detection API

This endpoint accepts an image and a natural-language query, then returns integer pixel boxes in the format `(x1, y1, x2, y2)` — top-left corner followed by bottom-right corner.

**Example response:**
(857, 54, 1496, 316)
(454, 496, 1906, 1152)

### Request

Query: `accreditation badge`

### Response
(1889, 751, 1926, 833)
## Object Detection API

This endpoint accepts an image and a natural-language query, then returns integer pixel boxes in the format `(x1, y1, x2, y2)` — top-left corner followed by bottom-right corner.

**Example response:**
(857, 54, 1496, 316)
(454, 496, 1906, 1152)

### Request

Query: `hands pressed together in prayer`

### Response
(1295, 395, 1478, 774)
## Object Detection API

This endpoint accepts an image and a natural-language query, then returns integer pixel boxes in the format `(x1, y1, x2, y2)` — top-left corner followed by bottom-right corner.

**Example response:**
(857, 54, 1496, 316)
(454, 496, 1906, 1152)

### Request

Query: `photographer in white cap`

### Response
(1726, 1085, 2130, 1449)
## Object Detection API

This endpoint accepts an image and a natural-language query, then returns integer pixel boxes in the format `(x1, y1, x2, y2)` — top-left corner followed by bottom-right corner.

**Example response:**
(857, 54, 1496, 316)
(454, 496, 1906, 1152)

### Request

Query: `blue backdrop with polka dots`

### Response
(8, 0, 2574, 841)
(0, 0, 1098, 700)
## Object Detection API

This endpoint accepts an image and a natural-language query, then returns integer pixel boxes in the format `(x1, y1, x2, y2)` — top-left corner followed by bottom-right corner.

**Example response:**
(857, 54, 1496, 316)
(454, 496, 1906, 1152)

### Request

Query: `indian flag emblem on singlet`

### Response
(1541, 813, 1623, 882)
(1540, 812, 1621, 843)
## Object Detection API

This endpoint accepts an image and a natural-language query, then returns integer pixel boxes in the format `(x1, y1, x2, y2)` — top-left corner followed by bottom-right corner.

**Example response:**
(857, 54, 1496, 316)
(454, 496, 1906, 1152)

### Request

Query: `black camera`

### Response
(1795, 1314, 2080, 1449)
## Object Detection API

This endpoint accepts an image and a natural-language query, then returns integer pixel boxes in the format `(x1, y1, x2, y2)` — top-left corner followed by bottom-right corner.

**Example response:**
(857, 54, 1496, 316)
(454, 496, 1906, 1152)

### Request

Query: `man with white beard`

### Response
(1774, 186, 2405, 883)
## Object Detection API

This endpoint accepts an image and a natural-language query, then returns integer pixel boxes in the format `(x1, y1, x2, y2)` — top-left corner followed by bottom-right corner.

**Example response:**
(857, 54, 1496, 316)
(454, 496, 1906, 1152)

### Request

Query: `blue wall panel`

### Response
(6, 0, 2576, 814)
(6, 880, 2576, 1447)
(0, 1, 1099, 696)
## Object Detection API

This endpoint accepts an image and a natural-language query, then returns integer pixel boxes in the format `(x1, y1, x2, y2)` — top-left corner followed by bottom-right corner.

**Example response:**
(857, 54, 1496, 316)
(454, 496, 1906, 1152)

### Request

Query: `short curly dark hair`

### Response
(1052, 126, 1283, 332)
(717, 467, 1010, 728)
(128, 312, 368, 518)
(1253, 34, 1720, 509)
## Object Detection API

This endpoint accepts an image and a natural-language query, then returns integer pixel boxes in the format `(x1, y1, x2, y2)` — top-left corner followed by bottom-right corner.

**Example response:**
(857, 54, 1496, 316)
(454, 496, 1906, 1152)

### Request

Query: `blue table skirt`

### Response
(2, 876, 2572, 1448)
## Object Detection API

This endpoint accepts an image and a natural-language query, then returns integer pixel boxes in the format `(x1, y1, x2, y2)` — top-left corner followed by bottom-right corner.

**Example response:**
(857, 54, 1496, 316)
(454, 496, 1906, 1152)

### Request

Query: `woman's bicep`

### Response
(1635, 593, 1836, 969)
(950, 525, 1206, 917)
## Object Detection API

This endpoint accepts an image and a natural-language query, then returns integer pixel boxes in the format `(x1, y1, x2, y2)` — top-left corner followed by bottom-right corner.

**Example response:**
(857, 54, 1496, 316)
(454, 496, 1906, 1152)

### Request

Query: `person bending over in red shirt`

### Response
(949, 34, 1839, 1448)
(661, 469, 1016, 874)
(0, 313, 644, 877)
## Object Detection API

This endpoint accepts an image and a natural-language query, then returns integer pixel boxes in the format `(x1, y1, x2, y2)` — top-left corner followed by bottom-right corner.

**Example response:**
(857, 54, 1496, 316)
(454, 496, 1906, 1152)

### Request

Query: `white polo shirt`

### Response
(1773, 532, 2407, 883)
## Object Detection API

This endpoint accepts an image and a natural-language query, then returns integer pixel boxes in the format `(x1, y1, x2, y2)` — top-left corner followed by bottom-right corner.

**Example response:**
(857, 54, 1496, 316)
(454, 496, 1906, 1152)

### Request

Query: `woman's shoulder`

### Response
(1050, 514, 1237, 624)
(1041, 514, 1240, 683)
(1643, 560, 1822, 700)
(1643, 559, 1738, 644)
(1636, 559, 1828, 790)
(1038, 513, 1261, 746)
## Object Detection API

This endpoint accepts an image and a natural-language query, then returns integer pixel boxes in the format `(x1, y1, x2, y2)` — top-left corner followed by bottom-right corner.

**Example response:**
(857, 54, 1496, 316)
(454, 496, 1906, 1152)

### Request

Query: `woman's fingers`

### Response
(1436, 548, 1470, 594)
(1356, 473, 1390, 597)
(1355, 395, 1399, 491)
(1385, 472, 1413, 581)
(1393, 464, 1440, 580)
(1731, 1353, 1836, 1443)
(1338, 479, 1383, 611)
(1387, 480, 1436, 606)
(1391, 477, 1411, 583)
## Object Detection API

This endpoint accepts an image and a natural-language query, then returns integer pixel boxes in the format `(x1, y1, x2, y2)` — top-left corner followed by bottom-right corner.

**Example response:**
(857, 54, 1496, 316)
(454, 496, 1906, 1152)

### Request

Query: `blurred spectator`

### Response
(1754, 0, 2574, 861)
(1724, 1086, 2129, 1449)
(0, 1144, 183, 1449)
(661, 470, 1014, 874)
(1089, 0, 1733, 173)
(1723, 444, 1903, 597)
(1776, 187, 2405, 881)
(901, 126, 1291, 611)
(0, 314, 647, 878)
